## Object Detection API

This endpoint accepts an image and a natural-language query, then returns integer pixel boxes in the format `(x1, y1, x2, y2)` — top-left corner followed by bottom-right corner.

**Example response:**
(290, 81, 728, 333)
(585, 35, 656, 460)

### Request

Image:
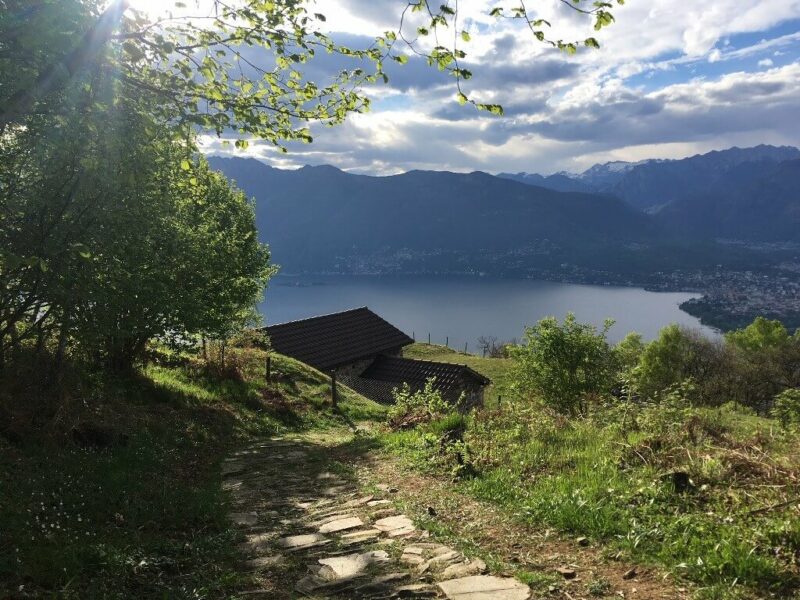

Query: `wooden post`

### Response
(464, 342, 468, 354)
(412, 331, 415, 341)
(428, 333, 431, 344)
(266, 355, 271, 383)
(331, 370, 338, 408)
(446, 336, 449, 348)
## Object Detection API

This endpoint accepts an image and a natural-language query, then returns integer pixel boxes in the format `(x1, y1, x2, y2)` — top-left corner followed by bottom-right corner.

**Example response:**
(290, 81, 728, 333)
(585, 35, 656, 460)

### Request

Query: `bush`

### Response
(388, 378, 451, 429)
(772, 388, 800, 428)
(634, 325, 737, 405)
(725, 318, 800, 413)
(510, 313, 616, 415)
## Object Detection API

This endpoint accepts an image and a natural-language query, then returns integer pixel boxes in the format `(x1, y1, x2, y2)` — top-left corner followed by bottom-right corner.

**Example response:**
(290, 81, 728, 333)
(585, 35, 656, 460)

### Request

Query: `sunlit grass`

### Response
(379, 397, 800, 598)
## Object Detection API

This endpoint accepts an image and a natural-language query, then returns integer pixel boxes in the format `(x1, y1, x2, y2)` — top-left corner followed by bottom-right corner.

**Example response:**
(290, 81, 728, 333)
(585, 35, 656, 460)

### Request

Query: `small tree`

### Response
(634, 325, 731, 403)
(772, 388, 800, 428)
(510, 313, 615, 415)
(726, 317, 790, 353)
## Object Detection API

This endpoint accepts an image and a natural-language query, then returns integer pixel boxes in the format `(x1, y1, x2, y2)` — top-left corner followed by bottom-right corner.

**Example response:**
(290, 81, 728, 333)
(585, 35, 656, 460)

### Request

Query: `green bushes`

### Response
(772, 388, 800, 427)
(509, 313, 616, 415)
(507, 314, 799, 415)
(383, 315, 800, 596)
(388, 378, 451, 428)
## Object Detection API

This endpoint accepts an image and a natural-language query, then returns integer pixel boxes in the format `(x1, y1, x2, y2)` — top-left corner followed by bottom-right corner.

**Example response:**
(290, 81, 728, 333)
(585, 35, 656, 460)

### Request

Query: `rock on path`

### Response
(223, 437, 531, 599)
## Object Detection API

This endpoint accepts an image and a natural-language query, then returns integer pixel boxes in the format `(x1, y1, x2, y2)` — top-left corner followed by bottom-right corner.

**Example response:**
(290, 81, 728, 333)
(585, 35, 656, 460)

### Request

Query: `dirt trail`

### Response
(225, 435, 530, 599)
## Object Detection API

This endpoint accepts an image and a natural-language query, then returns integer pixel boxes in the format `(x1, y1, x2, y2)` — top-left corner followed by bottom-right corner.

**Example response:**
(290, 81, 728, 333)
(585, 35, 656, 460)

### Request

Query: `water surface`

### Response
(260, 275, 717, 349)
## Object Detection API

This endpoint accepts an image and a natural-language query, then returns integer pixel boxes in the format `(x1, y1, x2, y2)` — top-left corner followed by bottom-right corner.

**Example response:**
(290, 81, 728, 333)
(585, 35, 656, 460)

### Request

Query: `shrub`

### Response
(510, 313, 616, 415)
(772, 388, 800, 428)
(634, 325, 737, 404)
(615, 331, 645, 376)
(637, 379, 697, 437)
(724, 318, 800, 413)
(388, 378, 450, 429)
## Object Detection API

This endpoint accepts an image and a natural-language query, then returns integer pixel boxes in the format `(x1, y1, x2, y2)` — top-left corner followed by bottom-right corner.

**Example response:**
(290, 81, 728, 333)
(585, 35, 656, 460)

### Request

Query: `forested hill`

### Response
(207, 157, 659, 273)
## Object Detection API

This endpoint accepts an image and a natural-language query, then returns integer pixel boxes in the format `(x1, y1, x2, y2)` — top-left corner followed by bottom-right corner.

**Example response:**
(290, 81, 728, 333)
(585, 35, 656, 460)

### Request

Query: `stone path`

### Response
(224, 437, 532, 599)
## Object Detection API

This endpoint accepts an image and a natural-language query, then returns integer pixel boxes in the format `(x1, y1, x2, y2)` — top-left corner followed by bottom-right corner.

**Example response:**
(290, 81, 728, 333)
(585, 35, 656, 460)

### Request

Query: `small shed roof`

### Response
(360, 355, 491, 390)
(263, 307, 413, 371)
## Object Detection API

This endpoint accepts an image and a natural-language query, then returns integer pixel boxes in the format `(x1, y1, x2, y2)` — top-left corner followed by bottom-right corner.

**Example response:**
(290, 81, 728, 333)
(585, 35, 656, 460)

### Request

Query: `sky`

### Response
(185, 0, 800, 175)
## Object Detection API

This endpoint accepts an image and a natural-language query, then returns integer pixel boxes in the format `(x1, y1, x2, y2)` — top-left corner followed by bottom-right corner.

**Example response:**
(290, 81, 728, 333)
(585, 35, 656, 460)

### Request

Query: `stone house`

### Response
(263, 307, 490, 409)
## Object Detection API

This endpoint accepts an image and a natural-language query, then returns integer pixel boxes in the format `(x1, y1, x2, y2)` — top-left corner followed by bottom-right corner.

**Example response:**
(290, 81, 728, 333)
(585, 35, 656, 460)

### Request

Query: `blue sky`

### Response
(195, 0, 800, 175)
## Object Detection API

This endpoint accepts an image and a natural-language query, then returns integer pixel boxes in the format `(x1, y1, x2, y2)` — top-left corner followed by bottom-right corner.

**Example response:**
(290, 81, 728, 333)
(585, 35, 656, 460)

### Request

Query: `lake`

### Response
(259, 275, 718, 348)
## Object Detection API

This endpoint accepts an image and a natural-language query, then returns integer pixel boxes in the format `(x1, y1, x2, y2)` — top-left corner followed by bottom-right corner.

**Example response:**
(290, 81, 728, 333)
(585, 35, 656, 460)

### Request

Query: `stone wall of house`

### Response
(343, 376, 398, 405)
(333, 358, 375, 381)
(456, 379, 485, 412)
(339, 367, 486, 411)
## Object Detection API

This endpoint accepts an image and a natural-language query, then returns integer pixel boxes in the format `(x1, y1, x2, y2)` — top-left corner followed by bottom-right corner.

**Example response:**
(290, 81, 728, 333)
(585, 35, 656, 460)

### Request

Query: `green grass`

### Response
(403, 343, 515, 405)
(0, 347, 386, 598)
(380, 400, 800, 598)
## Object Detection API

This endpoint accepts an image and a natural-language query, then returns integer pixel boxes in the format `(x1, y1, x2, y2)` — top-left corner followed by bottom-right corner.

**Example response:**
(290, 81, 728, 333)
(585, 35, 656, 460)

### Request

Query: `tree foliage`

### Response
(1, 0, 624, 142)
(510, 313, 616, 415)
(0, 37, 272, 374)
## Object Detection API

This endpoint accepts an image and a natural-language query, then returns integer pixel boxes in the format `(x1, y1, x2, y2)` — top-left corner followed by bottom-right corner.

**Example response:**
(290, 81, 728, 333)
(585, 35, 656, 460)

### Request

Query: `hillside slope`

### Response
(656, 158, 800, 241)
(208, 157, 659, 273)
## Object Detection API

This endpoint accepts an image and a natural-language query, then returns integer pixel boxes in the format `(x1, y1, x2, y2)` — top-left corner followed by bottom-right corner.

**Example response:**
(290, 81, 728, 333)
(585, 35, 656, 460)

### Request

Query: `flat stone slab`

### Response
(374, 514, 416, 537)
(229, 511, 258, 526)
(440, 559, 487, 580)
(311, 512, 356, 528)
(277, 533, 331, 551)
(340, 528, 382, 545)
(318, 516, 364, 534)
(318, 550, 390, 580)
(367, 499, 392, 507)
(342, 495, 374, 508)
(438, 575, 531, 600)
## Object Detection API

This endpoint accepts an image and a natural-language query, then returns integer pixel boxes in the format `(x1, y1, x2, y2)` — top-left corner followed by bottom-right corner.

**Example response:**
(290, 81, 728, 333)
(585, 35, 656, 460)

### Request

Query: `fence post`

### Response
(331, 370, 338, 408)
(445, 336, 449, 348)
(413, 331, 415, 341)
(428, 333, 431, 344)
(266, 355, 271, 383)
(464, 342, 468, 354)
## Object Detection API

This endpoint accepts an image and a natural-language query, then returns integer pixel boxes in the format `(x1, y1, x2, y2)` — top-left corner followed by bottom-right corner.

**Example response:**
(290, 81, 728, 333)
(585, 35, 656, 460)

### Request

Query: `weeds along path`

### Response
(224, 433, 530, 599)
(349, 447, 692, 600)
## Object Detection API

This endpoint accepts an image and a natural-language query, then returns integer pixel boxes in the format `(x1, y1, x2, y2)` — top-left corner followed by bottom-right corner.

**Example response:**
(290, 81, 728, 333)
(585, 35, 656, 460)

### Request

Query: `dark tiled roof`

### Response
(264, 307, 413, 371)
(360, 355, 491, 391)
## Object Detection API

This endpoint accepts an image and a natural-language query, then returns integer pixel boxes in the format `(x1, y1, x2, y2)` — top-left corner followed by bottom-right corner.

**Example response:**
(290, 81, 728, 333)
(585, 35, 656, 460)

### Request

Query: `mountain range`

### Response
(500, 144, 800, 214)
(208, 145, 800, 277)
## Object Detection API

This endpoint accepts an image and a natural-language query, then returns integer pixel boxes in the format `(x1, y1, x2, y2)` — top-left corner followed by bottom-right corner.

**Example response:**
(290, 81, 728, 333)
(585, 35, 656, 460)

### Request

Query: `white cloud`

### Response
(200, 1, 800, 174)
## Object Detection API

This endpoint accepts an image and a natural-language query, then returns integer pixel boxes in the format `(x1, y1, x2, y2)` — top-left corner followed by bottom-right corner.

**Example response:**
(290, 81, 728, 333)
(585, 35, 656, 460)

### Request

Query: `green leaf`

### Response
(461, 30, 471, 42)
(180, 160, 191, 171)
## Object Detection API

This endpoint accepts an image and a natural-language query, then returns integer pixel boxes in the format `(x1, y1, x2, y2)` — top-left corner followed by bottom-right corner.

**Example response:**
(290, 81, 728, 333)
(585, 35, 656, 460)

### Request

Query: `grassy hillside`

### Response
(382, 348, 800, 599)
(0, 348, 386, 599)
